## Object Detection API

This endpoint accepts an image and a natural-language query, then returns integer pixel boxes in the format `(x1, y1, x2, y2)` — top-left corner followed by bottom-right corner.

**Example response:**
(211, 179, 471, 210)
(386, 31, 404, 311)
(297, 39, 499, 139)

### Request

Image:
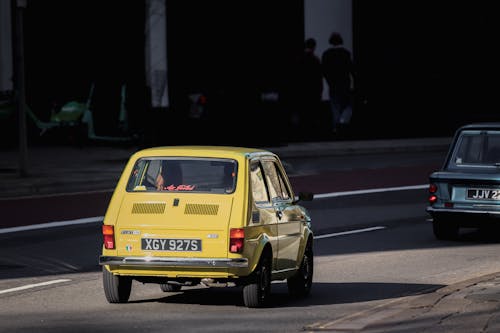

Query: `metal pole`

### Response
(12, 0, 28, 177)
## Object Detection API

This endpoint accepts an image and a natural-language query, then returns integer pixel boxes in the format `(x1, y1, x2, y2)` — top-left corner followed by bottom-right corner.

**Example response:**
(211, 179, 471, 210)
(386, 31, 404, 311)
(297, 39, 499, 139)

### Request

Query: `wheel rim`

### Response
(303, 255, 310, 280)
(259, 260, 270, 301)
(302, 249, 313, 289)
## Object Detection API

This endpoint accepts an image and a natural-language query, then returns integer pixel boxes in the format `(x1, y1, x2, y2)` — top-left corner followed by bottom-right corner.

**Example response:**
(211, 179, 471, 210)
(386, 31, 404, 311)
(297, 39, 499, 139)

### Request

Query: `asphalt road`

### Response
(3, 150, 500, 332)
(2, 187, 500, 332)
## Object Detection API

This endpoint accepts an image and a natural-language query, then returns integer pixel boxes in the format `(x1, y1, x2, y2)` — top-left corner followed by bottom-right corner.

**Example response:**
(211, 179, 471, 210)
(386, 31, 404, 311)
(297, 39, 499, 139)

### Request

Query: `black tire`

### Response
(433, 218, 459, 240)
(287, 239, 313, 298)
(160, 283, 182, 292)
(243, 251, 271, 308)
(102, 267, 132, 303)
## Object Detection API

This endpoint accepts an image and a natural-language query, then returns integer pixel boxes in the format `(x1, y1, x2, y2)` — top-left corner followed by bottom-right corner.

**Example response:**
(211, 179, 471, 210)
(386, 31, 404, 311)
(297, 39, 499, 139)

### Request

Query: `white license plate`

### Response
(141, 238, 202, 251)
(466, 188, 500, 201)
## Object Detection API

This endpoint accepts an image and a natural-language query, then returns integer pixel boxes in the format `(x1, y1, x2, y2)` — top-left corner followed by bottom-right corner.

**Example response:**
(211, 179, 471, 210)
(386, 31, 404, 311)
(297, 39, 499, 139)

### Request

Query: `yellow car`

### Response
(99, 146, 314, 308)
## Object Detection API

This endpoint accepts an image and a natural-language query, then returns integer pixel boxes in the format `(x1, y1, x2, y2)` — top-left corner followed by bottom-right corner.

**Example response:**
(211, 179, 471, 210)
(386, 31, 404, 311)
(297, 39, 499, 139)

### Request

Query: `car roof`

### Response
(130, 145, 274, 160)
(457, 122, 500, 132)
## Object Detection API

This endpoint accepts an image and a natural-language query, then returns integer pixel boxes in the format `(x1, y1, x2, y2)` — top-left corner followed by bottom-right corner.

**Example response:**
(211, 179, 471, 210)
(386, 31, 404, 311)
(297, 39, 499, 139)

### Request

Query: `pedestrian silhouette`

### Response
(293, 38, 323, 135)
(321, 32, 354, 134)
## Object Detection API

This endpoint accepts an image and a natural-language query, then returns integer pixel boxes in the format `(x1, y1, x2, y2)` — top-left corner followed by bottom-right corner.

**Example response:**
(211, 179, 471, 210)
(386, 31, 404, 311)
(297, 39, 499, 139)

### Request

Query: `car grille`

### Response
(184, 203, 219, 215)
(131, 202, 166, 214)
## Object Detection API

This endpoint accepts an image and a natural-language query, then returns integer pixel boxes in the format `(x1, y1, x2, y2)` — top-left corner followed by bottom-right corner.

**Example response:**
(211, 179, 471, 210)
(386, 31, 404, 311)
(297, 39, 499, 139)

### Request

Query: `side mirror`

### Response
(294, 191, 314, 204)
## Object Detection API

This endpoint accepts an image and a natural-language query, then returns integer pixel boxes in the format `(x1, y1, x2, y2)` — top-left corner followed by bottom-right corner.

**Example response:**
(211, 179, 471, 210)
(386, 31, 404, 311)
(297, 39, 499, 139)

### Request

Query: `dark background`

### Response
(354, 2, 499, 139)
(3, 0, 499, 147)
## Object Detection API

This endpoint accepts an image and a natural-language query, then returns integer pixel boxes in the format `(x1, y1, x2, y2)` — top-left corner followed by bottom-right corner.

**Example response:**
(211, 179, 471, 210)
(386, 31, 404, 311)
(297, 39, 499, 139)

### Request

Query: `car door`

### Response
(260, 158, 302, 273)
(249, 159, 279, 269)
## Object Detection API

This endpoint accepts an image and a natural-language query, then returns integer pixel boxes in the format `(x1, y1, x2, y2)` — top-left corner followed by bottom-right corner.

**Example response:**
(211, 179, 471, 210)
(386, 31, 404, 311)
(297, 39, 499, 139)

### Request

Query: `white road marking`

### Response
(0, 184, 427, 235)
(314, 226, 386, 239)
(0, 279, 71, 295)
(313, 184, 428, 199)
(0, 216, 104, 234)
(0, 189, 113, 201)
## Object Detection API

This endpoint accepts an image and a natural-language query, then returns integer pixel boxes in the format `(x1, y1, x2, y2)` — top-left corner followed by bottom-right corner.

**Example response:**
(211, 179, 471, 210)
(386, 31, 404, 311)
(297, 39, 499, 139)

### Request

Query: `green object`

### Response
(26, 104, 60, 135)
(0, 101, 13, 121)
(50, 101, 86, 122)
(81, 83, 133, 143)
(0, 98, 61, 135)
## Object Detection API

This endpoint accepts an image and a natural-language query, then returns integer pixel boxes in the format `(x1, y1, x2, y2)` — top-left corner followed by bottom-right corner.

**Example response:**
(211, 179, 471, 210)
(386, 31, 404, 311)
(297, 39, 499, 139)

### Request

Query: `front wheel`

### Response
(102, 267, 132, 303)
(243, 252, 271, 308)
(287, 239, 313, 298)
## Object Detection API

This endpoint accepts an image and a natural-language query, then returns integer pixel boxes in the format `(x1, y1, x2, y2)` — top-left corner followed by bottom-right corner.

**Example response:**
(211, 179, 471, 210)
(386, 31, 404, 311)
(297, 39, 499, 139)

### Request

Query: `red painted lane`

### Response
(291, 164, 437, 194)
(0, 164, 439, 229)
(1, 191, 113, 229)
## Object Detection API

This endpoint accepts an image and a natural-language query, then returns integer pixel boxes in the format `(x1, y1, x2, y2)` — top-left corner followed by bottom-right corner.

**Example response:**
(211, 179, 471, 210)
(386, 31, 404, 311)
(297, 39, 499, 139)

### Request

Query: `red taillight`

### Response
(229, 228, 244, 253)
(198, 94, 207, 105)
(445, 202, 453, 208)
(428, 183, 439, 204)
(428, 194, 438, 204)
(102, 225, 115, 249)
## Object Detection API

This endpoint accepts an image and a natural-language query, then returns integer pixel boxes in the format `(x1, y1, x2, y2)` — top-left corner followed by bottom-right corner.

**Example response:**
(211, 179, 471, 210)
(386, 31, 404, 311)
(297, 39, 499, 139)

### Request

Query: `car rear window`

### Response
(126, 157, 238, 194)
(448, 130, 500, 168)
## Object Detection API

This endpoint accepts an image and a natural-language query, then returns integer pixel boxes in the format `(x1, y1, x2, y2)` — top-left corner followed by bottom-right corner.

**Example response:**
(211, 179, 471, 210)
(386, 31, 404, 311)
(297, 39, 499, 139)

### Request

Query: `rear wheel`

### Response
(102, 267, 132, 303)
(243, 251, 271, 308)
(160, 283, 182, 292)
(433, 218, 459, 240)
(287, 239, 313, 298)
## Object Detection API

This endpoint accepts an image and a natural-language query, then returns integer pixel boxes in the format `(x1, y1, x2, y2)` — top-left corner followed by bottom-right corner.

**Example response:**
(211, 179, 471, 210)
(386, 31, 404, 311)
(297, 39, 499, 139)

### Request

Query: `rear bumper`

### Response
(99, 255, 248, 268)
(427, 206, 500, 227)
(427, 206, 500, 216)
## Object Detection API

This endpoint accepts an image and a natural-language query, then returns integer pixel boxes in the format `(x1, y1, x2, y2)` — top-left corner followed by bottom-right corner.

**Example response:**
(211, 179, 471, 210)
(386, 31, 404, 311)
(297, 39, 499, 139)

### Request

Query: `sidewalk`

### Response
(3, 136, 500, 332)
(362, 271, 500, 333)
(302, 271, 500, 332)
(0, 136, 452, 199)
(0, 144, 135, 199)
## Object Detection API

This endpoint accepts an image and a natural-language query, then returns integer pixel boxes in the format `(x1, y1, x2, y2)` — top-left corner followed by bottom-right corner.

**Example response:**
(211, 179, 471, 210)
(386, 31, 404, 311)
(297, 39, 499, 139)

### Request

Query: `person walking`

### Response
(321, 32, 354, 134)
(290, 38, 323, 136)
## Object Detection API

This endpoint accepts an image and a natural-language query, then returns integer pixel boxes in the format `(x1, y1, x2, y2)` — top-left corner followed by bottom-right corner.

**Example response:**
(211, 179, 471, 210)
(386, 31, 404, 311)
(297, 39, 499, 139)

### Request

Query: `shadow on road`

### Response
(126, 281, 444, 308)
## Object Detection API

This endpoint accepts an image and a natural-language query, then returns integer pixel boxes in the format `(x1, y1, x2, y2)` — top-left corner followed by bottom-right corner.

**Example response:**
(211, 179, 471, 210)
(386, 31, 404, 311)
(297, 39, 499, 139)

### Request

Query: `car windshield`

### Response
(126, 157, 238, 193)
(448, 130, 500, 168)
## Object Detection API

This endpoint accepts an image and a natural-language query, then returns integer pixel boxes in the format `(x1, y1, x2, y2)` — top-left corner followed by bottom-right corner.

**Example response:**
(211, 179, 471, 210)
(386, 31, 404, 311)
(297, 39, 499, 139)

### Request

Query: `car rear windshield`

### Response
(448, 130, 500, 168)
(126, 157, 238, 194)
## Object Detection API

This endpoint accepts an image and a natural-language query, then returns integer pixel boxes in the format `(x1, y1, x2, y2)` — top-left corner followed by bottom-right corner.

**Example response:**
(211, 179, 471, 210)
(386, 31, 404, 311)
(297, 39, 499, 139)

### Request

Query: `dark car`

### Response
(427, 123, 500, 240)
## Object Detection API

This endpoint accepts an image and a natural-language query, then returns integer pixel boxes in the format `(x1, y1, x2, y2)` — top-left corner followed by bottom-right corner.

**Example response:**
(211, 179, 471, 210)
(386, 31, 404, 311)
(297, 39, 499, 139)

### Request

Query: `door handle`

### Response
(276, 210, 283, 219)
